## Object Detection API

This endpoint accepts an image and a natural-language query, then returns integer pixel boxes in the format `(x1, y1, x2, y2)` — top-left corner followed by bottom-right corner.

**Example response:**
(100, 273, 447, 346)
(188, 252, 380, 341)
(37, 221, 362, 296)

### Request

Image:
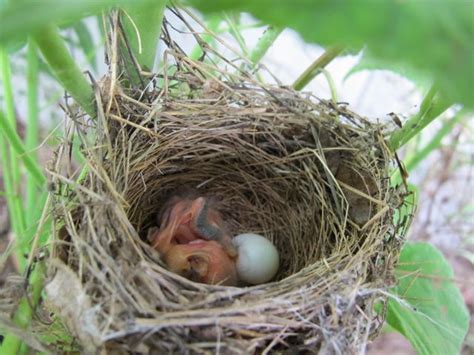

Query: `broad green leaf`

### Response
(0, 0, 25, 53)
(387, 242, 469, 355)
(0, 0, 155, 46)
(189, 0, 474, 108)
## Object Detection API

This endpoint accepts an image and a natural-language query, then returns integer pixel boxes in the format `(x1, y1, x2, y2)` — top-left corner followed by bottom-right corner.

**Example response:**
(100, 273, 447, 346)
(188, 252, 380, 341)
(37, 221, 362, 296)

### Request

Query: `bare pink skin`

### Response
(150, 195, 238, 285)
(164, 239, 238, 286)
(151, 196, 237, 257)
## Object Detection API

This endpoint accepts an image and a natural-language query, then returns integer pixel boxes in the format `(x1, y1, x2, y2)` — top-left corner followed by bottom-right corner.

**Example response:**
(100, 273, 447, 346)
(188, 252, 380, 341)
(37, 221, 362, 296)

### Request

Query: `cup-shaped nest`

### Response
(44, 69, 408, 353)
(40, 11, 410, 354)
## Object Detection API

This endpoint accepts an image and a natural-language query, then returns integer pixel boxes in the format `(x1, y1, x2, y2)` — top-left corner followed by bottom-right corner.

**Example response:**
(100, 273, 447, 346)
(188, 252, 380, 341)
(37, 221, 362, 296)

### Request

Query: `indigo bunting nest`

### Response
(17, 9, 411, 354)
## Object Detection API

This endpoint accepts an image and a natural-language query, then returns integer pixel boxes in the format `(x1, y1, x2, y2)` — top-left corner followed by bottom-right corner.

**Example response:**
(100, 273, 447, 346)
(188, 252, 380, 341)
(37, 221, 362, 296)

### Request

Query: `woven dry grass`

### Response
(4, 8, 412, 354)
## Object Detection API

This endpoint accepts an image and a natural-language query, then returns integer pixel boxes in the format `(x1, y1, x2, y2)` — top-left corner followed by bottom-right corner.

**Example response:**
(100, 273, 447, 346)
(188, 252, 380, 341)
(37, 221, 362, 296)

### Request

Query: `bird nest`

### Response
(23, 9, 411, 354)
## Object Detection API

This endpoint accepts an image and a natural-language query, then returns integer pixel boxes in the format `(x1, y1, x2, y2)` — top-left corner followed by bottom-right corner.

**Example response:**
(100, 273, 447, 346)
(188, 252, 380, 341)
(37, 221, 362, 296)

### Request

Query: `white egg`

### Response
(232, 233, 279, 285)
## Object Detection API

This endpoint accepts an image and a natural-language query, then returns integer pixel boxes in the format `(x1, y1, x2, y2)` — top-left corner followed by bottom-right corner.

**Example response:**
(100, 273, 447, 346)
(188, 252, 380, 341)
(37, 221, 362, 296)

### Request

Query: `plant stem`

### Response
(249, 26, 283, 66)
(389, 85, 452, 152)
(292, 45, 345, 91)
(34, 26, 95, 116)
(121, 1, 167, 85)
(26, 39, 40, 223)
(318, 68, 338, 102)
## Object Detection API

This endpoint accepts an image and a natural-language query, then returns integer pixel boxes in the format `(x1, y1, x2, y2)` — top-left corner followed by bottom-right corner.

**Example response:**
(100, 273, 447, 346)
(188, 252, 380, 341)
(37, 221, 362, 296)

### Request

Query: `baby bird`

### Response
(164, 239, 238, 286)
(150, 192, 238, 286)
(151, 194, 237, 257)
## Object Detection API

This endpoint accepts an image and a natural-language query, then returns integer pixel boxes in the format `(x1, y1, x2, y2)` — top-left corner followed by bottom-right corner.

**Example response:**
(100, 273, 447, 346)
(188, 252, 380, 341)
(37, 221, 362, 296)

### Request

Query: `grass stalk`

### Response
(0, 111, 45, 186)
(249, 26, 283, 66)
(120, 1, 167, 85)
(0, 121, 24, 263)
(26, 39, 40, 223)
(292, 45, 345, 91)
(0, 49, 28, 273)
(34, 26, 95, 116)
(0, 49, 21, 189)
(389, 85, 452, 152)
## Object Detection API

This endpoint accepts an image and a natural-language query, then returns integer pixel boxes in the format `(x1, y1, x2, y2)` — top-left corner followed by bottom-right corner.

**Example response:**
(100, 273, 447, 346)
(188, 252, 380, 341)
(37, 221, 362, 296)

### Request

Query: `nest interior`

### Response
(42, 9, 409, 354)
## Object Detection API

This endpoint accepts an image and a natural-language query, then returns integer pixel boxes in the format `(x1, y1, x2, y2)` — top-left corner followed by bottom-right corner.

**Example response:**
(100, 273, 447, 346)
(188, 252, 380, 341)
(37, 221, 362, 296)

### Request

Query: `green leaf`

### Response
(387, 242, 470, 355)
(189, 0, 474, 108)
(120, 1, 167, 75)
(34, 26, 95, 116)
(73, 20, 97, 71)
(0, 0, 155, 46)
(389, 85, 452, 152)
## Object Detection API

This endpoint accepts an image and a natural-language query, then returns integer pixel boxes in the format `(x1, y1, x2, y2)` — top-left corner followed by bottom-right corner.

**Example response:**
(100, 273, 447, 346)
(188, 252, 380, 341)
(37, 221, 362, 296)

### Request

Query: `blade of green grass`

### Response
(0, 111, 45, 186)
(72, 20, 97, 72)
(34, 26, 95, 116)
(0, 49, 20, 186)
(25, 39, 40, 223)
(249, 26, 283, 66)
(0, 121, 24, 262)
(404, 112, 465, 172)
(0, 48, 29, 274)
(389, 85, 452, 152)
(0, 49, 25, 228)
(292, 45, 345, 91)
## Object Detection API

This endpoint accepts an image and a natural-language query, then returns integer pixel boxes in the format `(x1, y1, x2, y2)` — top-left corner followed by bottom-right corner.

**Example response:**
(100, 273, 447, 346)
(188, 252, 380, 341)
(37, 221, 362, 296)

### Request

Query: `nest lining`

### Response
(39, 10, 410, 354)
